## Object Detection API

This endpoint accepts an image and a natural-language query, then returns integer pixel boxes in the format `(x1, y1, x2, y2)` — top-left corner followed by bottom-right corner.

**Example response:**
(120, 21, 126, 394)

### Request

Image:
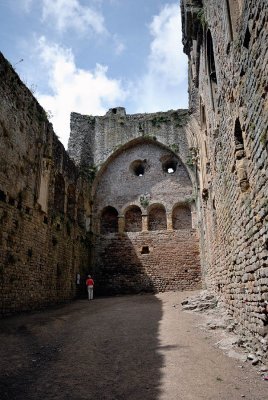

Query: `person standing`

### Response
(86, 275, 94, 300)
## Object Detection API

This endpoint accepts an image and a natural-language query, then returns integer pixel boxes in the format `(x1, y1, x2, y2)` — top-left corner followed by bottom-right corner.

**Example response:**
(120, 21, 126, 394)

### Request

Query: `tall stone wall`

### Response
(181, 0, 268, 361)
(0, 53, 91, 315)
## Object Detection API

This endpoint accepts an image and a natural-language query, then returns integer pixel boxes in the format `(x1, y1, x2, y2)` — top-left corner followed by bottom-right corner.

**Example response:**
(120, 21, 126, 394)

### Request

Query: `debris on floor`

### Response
(181, 291, 268, 376)
(181, 291, 217, 311)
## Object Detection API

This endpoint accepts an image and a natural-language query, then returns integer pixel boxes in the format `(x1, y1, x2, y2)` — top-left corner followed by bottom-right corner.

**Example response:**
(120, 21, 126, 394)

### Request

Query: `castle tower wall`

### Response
(181, 0, 268, 361)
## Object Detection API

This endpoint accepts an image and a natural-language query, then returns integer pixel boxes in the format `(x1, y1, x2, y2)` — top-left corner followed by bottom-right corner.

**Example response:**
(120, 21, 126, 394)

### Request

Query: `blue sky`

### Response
(0, 0, 188, 147)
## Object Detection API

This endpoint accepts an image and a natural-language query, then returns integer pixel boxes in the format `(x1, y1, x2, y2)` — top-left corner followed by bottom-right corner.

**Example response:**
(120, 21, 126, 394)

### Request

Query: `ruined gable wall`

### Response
(182, 0, 268, 360)
(92, 141, 201, 294)
(69, 108, 194, 174)
(69, 105, 203, 295)
(0, 53, 91, 315)
(93, 141, 193, 218)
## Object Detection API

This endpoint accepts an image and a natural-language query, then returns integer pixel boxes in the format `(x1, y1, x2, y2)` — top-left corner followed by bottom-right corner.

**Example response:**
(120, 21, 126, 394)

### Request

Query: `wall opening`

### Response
(100, 206, 119, 234)
(172, 204, 192, 230)
(207, 30, 217, 84)
(243, 26, 251, 49)
(234, 118, 244, 153)
(130, 159, 148, 177)
(125, 205, 142, 232)
(148, 204, 167, 231)
(206, 29, 218, 111)
(162, 159, 177, 174)
(141, 246, 150, 254)
(161, 155, 178, 175)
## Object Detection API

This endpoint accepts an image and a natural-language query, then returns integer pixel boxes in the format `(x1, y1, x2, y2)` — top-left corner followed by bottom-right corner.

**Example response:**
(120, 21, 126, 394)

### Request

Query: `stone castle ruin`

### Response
(0, 0, 267, 362)
(69, 108, 201, 294)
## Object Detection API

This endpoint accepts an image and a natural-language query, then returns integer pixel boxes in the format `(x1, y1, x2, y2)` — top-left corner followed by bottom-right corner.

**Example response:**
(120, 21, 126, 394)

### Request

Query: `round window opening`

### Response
(136, 165, 145, 176)
(130, 160, 148, 177)
(162, 159, 177, 174)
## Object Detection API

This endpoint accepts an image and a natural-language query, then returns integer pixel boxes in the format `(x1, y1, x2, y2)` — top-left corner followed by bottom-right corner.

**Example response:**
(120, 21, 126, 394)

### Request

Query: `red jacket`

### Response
(86, 278, 94, 287)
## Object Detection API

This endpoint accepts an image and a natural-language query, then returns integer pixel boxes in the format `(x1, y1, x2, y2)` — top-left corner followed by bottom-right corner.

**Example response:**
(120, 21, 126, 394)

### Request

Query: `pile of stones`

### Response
(181, 291, 268, 376)
(181, 291, 218, 312)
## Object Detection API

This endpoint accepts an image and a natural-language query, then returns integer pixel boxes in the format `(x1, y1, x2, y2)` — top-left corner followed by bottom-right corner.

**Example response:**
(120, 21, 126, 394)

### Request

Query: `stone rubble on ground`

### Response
(181, 291, 268, 378)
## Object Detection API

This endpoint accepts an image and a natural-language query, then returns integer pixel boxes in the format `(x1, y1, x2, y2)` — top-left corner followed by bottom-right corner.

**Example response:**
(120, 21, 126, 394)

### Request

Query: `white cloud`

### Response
(41, 0, 107, 34)
(113, 35, 126, 55)
(19, 0, 34, 12)
(36, 37, 127, 148)
(135, 3, 188, 112)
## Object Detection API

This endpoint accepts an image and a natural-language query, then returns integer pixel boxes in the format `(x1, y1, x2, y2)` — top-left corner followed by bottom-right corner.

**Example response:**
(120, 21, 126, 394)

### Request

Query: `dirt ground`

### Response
(0, 291, 267, 400)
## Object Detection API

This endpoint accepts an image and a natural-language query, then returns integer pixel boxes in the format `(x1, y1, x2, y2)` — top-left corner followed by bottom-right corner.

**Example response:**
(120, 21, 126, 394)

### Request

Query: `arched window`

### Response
(234, 118, 244, 153)
(172, 204, 192, 230)
(67, 184, 76, 220)
(100, 206, 118, 234)
(207, 30, 217, 84)
(148, 204, 167, 231)
(77, 194, 85, 228)
(125, 206, 142, 232)
(54, 174, 65, 214)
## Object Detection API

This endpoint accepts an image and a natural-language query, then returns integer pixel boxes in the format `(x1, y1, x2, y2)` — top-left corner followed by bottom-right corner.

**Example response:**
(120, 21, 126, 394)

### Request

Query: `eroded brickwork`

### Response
(0, 53, 91, 315)
(181, 0, 268, 361)
(94, 231, 201, 295)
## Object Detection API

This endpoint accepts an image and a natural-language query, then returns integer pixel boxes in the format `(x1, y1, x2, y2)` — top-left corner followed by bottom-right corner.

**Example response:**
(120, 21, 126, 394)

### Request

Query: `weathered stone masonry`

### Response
(181, 0, 268, 361)
(0, 53, 91, 315)
(1, 0, 266, 367)
(69, 109, 202, 294)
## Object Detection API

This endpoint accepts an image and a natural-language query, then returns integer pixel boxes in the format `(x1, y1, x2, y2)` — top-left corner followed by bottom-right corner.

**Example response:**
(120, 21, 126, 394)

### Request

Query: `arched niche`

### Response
(172, 204, 192, 230)
(54, 174, 65, 214)
(125, 205, 142, 232)
(100, 206, 119, 234)
(148, 204, 167, 231)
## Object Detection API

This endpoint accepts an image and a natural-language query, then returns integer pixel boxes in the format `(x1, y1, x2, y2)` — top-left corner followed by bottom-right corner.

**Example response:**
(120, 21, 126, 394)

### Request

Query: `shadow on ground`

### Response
(0, 294, 163, 400)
